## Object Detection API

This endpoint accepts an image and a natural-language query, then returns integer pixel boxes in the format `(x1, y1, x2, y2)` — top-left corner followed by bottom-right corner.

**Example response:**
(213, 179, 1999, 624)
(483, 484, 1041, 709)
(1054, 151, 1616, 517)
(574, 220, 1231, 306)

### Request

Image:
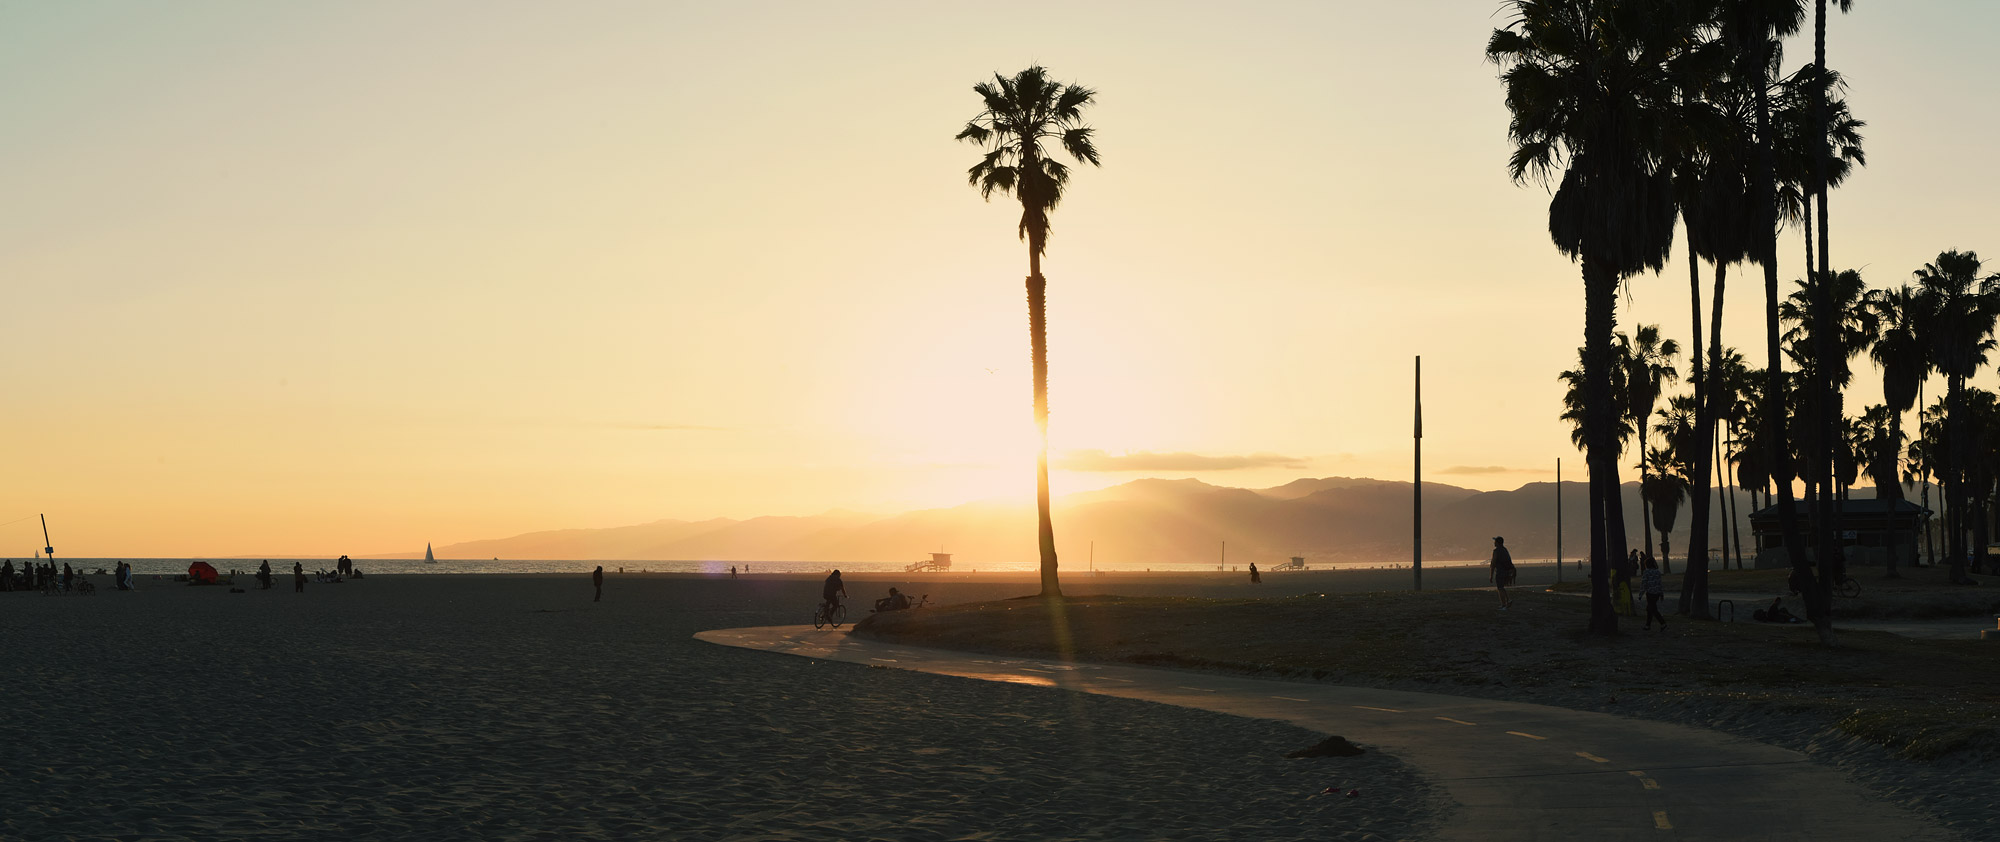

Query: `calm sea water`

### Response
(22, 556, 1522, 577)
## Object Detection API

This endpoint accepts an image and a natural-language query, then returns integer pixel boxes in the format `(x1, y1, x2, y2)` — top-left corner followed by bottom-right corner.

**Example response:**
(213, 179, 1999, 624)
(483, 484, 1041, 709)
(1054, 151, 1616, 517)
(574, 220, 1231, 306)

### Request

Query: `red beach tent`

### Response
(187, 561, 219, 584)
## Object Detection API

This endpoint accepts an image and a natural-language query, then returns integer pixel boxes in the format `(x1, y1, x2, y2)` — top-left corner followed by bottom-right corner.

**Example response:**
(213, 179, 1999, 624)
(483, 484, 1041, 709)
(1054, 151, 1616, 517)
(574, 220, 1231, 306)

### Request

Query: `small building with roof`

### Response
(1747, 498, 1929, 569)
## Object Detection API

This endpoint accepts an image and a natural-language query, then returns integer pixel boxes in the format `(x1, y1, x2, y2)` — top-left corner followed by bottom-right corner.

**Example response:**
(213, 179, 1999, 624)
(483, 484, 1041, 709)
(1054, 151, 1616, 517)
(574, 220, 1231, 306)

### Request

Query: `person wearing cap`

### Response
(1489, 536, 1516, 609)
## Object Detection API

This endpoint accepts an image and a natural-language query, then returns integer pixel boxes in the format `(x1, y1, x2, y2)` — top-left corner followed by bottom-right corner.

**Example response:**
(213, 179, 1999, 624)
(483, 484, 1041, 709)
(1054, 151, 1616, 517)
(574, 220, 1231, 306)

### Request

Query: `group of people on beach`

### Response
(0, 560, 137, 593)
(1489, 537, 1671, 628)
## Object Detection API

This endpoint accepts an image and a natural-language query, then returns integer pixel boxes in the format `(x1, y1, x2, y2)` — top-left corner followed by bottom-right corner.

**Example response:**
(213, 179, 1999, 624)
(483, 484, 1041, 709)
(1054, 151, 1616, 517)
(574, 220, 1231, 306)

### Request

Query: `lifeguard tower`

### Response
(1272, 556, 1307, 571)
(907, 552, 953, 572)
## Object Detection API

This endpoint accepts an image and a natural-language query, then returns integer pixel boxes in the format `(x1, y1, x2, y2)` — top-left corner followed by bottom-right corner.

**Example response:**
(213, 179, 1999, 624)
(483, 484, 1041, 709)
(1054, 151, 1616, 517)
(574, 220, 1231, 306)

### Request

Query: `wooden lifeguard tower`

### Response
(907, 552, 952, 572)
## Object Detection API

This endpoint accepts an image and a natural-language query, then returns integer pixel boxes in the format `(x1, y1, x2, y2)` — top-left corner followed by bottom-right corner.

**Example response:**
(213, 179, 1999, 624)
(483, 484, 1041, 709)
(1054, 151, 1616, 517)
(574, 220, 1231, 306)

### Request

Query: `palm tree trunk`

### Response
(1948, 373, 1969, 583)
(1808, 6, 1842, 636)
(1729, 443, 1746, 569)
(1753, 45, 1828, 642)
(1583, 259, 1621, 634)
(1683, 229, 1714, 617)
(1026, 245, 1061, 598)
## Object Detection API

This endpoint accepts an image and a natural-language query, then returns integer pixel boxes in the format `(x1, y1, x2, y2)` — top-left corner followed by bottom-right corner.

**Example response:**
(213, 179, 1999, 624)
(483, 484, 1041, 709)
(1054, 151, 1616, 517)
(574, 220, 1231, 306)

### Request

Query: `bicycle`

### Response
(1832, 576, 1861, 599)
(813, 600, 848, 629)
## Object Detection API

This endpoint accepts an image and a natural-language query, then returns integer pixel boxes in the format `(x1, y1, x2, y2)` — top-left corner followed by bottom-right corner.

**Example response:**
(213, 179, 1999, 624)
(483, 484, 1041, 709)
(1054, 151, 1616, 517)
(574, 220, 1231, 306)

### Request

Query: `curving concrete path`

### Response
(697, 626, 1959, 842)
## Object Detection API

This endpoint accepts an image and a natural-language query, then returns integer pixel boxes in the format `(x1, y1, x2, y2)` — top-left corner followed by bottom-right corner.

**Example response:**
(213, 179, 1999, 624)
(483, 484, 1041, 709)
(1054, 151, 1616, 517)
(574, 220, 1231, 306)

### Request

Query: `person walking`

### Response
(1641, 555, 1667, 630)
(1489, 536, 1516, 609)
(1248, 562, 1261, 584)
(592, 565, 604, 602)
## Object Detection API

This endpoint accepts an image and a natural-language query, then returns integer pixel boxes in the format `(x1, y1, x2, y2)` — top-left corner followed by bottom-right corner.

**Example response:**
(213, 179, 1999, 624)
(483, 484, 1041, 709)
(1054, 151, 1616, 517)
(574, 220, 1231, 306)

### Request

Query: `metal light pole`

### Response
(1414, 355, 1422, 591)
(1556, 458, 1563, 583)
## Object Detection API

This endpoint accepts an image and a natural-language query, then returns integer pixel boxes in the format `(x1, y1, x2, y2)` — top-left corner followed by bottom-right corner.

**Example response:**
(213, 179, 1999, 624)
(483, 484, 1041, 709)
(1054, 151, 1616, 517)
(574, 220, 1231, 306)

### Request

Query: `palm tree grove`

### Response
(1492, 0, 1998, 642)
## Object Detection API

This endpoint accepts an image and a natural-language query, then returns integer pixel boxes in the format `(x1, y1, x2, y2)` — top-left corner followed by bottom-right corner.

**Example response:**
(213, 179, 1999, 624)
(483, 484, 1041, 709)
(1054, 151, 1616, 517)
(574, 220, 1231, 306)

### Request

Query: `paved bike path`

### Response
(696, 626, 1956, 842)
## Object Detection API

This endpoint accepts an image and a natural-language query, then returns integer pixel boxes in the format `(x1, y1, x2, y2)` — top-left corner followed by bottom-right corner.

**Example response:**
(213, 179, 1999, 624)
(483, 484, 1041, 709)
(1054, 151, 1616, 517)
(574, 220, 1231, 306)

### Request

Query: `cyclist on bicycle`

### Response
(821, 570, 847, 618)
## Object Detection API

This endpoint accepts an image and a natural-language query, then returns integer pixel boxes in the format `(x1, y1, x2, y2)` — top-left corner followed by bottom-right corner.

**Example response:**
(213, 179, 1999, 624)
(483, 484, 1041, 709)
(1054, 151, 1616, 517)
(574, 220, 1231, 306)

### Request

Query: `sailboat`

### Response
(424, 543, 437, 564)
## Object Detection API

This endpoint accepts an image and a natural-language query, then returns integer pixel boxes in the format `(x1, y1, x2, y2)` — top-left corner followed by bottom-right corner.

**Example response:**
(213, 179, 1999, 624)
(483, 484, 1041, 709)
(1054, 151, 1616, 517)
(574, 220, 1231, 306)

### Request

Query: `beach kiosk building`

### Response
(1747, 499, 1928, 569)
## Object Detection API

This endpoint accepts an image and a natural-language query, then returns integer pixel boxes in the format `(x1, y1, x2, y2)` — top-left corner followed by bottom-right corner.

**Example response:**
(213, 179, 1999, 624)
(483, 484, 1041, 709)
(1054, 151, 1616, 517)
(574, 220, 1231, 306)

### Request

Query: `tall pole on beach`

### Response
(1414, 356, 1423, 591)
(40, 514, 54, 562)
(1556, 458, 1563, 583)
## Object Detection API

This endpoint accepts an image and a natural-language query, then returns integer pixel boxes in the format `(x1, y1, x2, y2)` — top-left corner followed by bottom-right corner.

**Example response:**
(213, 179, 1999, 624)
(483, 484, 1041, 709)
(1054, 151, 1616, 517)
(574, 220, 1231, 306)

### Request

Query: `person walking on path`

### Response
(1248, 562, 1261, 584)
(293, 561, 305, 593)
(593, 565, 604, 602)
(1489, 536, 1516, 609)
(1641, 555, 1667, 630)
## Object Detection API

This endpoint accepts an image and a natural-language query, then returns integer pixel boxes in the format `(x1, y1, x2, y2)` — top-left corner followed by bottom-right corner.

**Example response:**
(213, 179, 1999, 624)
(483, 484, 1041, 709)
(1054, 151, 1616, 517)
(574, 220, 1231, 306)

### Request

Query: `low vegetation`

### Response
(855, 576, 2000, 761)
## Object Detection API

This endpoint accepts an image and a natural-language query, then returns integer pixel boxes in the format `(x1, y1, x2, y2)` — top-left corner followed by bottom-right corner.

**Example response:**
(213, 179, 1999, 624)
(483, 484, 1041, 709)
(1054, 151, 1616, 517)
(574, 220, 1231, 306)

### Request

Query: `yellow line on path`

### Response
(1576, 752, 1609, 763)
(1434, 716, 1477, 726)
(1177, 686, 1218, 692)
(1505, 731, 1547, 740)
(1653, 811, 1673, 830)
(1352, 705, 1404, 713)
(1272, 696, 1310, 702)
(1640, 778, 1660, 790)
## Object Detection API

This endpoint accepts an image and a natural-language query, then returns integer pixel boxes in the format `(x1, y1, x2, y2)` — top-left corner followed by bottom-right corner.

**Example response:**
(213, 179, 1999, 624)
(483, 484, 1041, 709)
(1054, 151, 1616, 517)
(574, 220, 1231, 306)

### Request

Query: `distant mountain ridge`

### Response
(384, 476, 1772, 568)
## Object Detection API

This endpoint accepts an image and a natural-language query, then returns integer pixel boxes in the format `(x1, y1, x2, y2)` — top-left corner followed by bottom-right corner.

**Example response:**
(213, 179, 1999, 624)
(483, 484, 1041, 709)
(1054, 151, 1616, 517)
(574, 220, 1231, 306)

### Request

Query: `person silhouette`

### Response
(822, 570, 846, 618)
(1489, 537, 1516, 609)
(1248, 562, 1261, 584)
(593, 565, 604, 602)
(293, 561, 305, 593)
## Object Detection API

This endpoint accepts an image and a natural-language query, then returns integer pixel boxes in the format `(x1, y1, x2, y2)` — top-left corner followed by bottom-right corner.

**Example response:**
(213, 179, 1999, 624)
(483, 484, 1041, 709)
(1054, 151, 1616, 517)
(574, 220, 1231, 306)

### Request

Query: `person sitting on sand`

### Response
(822, 570, 847, 617)
(1753, 597, 1801, 624)
(873, 587, 911, 613)
(1489, 537, 1516, 609)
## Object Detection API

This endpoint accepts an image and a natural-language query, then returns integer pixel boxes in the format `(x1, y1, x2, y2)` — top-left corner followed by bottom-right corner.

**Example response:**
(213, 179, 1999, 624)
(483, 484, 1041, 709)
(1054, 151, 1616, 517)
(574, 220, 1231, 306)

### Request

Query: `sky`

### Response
(3, 1, 1997, 557)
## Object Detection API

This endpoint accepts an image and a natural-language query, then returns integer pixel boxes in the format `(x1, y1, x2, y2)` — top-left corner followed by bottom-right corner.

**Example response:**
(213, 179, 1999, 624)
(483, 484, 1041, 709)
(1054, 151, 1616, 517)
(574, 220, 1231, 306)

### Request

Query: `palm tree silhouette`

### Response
(956, 66, 1101, 598)
(1722, 0, 1828, 637)
(1913, 251, 2000, 584)
(1865, 283, 1931, 577)
(1622, 325, 1681, 567)
(1491, 0, 1701, 633)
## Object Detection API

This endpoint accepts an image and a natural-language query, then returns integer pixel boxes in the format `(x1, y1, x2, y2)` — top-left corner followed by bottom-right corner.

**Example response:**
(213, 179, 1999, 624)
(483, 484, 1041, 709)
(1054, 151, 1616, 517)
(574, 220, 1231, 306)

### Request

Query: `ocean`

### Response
(21, 556, 1528, 577)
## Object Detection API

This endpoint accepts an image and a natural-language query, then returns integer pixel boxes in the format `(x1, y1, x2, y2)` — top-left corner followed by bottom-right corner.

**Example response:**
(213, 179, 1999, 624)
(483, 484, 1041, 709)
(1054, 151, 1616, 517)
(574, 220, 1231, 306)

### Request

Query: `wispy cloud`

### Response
(1058, 450, 1309, 472)
(1439, 465, 1549, 475)
(617, 423, 732, 432)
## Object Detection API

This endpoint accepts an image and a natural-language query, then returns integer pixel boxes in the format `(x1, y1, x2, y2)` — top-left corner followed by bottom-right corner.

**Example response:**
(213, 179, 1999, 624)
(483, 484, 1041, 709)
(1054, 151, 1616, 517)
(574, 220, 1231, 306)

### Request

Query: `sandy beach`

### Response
(6, 570, 1448, 841)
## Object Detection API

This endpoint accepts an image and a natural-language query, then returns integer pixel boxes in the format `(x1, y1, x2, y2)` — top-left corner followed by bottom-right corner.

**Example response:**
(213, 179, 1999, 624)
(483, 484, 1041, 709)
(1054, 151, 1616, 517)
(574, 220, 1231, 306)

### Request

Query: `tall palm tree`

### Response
(1491, 0, 1701, 633)
(1623, 325, 1681, 558)
(1807, 1, 1858, 545)
(1913, 250, 2000, 584)
(1866, 284, 1931, 576)
(1653, 395, 1700, 572)
(1673, 65, 1750, 616)
(1721, 0, 1826, 638)
(1712, 349, 1757, 568)
(956, 66, 1102, 598)
(1643, 446, 1692, 573)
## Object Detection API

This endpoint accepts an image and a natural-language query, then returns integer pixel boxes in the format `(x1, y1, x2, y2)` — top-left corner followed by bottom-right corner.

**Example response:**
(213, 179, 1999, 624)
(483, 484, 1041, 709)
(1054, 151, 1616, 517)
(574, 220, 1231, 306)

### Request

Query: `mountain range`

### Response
(382, 476, 1790, 567)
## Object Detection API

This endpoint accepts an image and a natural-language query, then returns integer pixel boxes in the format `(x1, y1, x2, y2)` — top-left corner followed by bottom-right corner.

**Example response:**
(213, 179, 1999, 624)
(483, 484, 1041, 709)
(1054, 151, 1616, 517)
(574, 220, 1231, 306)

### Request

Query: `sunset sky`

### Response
(4, 1, 1997, 557)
